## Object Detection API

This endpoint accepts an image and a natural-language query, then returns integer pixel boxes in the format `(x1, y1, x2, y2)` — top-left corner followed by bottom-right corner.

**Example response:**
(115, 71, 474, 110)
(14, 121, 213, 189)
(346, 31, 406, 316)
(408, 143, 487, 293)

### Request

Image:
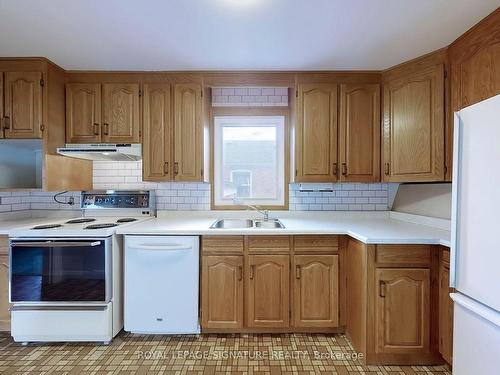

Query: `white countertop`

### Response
(0, 211, 79, 235)
(116, 211, 451, 247)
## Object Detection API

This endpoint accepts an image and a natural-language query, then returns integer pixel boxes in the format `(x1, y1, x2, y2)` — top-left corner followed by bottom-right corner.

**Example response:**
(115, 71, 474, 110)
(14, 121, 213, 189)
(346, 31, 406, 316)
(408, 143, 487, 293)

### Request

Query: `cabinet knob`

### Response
(379, 280, 386, 297)
(163, 162, 169, 175)
(3, 116, 10, 130)
(103, 123, 110, 136)
(93, 123, 100, 136)
(342, 163, 348, 176)
(296, 265, 301, 279)
(238, 266, 243, 281)
(332, 163, 338, 176)
(384, 163, 390, 176)
(250, 265, 255, 280)
(173, 162, 179, 176)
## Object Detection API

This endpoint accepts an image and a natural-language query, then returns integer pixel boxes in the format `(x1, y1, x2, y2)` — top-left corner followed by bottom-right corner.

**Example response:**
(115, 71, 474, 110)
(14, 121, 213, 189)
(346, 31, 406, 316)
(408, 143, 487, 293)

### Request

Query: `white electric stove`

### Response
(9, 190, 155, 345)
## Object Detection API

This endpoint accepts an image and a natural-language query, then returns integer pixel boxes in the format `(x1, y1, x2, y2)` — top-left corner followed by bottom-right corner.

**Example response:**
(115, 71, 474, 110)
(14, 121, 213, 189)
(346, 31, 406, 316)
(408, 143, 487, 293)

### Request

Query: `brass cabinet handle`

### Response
(342, 163, 348, 176)
(384, 162, 390, 176)
(250, 265, 255, 280)
(379, 280, 386, 297)
(103, 123, 110, 136)
(173, 162, 179, 175)
(3, 116, 10, 130)
(163, 162, 169, 175)
(93, 123, 100, 136)
(238, 266, 243, 281)
(296, 265, 301, 279)
(332, 163, 338, 176)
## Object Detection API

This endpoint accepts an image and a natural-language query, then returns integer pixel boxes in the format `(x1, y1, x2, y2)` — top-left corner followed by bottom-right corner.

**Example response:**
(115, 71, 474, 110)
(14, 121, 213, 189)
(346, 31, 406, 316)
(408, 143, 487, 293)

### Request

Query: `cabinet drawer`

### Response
(293, 235, 339, 253)
(202, 236, 244, 254)
(375, 245, 431, 265)
(0, 236, 8, 255)
(248, 236, 290, 253)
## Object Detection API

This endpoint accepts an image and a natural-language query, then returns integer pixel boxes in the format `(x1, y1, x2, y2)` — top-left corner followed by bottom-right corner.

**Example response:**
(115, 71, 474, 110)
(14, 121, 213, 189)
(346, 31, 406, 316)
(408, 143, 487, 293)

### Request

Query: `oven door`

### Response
(9, 238, 112, 304)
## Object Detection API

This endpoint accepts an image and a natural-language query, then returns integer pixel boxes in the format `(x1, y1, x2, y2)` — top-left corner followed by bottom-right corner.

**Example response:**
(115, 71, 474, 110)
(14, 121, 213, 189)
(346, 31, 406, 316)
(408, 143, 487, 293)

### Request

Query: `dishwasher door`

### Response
(124, 236, 200, 334)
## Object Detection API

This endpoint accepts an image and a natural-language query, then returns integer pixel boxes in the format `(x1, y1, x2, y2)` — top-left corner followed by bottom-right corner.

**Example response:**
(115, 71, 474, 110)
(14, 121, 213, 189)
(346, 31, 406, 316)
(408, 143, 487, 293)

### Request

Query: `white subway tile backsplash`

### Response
(212, 86, 288, 107)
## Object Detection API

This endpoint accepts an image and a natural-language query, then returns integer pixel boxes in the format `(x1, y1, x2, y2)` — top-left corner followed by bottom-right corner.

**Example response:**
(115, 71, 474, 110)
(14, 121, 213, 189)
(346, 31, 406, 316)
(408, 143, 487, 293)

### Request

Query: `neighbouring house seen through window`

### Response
(214, 116, 285, 207)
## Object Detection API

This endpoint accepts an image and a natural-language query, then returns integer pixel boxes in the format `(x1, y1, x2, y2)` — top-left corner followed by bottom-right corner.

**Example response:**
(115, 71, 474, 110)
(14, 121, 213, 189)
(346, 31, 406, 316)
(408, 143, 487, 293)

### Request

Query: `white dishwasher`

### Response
(124, 236, 200, 334)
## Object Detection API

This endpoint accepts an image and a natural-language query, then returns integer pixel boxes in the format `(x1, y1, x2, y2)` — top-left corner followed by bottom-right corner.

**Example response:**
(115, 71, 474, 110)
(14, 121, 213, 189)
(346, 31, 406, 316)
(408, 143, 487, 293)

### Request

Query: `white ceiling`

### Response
(0, 0, 498, 71)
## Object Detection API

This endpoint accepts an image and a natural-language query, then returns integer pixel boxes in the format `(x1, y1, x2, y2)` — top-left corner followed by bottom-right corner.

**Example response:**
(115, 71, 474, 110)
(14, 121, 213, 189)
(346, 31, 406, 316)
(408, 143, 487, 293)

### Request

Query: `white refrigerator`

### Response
(451, 93, 500, 374)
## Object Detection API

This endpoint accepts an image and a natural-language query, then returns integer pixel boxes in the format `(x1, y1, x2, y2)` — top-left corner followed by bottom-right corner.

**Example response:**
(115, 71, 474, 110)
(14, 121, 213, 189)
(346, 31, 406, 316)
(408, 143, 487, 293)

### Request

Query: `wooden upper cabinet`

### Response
(0, 73, 3, 139)
(66, 83, 102, 143)
(3, 71, 42, 139)
(143, 83, 172, 181)
(296, 83, 338, 182)
(449, 9, 500, 110)
(339, 84, 380, 182)
(201, 255, 243, 329)
(173, 83, 203, 181)
(102, 83, 140, 143)
(383, 64, 445, 182)
(247, 254, 289, 328)
(375, 268, 431, 355)
(293, 254, 339, 328)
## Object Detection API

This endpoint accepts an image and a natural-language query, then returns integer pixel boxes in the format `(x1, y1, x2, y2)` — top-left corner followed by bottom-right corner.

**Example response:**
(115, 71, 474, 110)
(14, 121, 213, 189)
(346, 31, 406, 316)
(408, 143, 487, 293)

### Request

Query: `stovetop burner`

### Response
(66, 218, 96, 224)
(84, 223, 118, 230)
(32, 224, 63, 230)
(116, 218, 137, 223)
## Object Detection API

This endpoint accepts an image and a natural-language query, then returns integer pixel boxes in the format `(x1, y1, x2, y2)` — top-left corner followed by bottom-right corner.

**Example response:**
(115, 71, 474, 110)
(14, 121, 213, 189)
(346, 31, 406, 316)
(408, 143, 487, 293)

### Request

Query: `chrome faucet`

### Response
(246, 204, 269, 221)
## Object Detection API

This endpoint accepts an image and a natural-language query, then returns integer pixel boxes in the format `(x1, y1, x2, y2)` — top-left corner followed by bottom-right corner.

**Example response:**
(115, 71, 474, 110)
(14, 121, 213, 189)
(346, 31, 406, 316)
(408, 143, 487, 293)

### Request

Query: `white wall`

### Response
(391, 183, 452, 219)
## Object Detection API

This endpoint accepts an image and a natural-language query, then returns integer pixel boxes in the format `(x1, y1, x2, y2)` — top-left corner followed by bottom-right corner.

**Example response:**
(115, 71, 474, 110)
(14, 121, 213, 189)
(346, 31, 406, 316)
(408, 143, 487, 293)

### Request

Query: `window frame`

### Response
(210, 107, 290, 210)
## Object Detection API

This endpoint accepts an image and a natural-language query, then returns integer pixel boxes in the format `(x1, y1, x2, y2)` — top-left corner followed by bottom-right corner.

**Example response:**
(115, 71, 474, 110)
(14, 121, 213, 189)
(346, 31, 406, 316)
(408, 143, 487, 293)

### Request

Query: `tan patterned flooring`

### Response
(0, 332, 451, 374)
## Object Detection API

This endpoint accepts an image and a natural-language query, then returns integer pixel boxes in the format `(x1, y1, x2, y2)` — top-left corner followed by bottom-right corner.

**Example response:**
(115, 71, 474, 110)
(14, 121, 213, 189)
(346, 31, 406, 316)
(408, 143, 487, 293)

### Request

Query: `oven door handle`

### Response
(12, 241, 102, 247)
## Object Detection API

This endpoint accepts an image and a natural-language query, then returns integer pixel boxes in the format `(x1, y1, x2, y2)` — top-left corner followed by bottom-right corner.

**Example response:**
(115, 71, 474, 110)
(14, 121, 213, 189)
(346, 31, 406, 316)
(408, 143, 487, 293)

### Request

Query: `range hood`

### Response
(57, 144, 142, 161)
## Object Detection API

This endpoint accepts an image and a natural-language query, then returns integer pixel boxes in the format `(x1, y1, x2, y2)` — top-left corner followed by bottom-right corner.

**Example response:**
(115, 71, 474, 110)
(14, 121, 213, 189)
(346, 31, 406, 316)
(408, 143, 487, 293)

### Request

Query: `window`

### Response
(214, 116, 285, 207)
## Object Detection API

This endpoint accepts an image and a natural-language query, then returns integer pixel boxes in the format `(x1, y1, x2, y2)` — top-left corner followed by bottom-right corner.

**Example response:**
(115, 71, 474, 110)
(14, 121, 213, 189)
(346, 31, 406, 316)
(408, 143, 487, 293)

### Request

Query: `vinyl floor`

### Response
(0, 331, 452, 374)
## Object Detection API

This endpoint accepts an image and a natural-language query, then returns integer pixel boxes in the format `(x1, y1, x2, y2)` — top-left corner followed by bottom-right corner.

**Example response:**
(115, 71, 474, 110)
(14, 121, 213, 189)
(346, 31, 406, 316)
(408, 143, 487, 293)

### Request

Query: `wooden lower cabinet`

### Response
(0, 236, 9, 331)
(375, 268, 431, 355)
(439, 249, 453, 365)
(247, 255, 289, 328)
(293, 254, 339, 328)
(201, 255, 243, 329)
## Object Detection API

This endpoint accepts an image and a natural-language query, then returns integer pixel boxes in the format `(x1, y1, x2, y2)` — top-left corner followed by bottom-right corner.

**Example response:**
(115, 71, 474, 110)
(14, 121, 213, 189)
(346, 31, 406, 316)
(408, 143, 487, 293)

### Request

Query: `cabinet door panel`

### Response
(339, 84, 380, 182)
(293, 255, 339, 327)
(201, 256, 243, 329)
(247, 255, 289, 327)
(102, 83, 140, 143)
(375, 268, 430, 354)
(0, 254, 9, 331)
(66, 83, 102, 143)
(143, 84, 171, 181)
(383, 65, 444, 182)
(296, 84, 338, 182)
(4, 71, 42, 138)
(0, 73, 3, 139)
(439, 261, 453, 364)
(173, 83, 203, 181)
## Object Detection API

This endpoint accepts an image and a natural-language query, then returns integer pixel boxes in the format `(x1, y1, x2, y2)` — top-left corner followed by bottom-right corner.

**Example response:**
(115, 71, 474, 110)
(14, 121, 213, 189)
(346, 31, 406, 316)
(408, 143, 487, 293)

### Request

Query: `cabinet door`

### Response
(247, 254, 289, 327)
(66, 83, 102, 143)
(0, 73, 3, 139)
(102, 83, 140, 143)
(4, 71, 42, 139)
(439, 261, 453, 364)
(173, 83, 203, 181)
(339, 84, 380, 182)
(383, 65, 444, 182)
(201, 256, 243, 329)
(293, 255, 339, 328)
(375, 268, 430, 354)
(143, 84, 172, 181)
(0, 254, 9, 331)
(296, 83, 338, 182)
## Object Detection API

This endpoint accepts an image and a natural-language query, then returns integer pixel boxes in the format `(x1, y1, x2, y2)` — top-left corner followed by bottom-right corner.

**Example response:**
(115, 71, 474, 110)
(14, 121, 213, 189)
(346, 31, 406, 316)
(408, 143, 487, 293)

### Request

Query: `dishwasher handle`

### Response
(127, 244, 194, 251)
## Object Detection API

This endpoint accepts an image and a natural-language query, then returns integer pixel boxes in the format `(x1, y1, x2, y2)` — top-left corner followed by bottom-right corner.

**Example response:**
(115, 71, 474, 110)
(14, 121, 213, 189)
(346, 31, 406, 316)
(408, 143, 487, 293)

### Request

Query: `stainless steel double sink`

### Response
(210, 218, 285, 229)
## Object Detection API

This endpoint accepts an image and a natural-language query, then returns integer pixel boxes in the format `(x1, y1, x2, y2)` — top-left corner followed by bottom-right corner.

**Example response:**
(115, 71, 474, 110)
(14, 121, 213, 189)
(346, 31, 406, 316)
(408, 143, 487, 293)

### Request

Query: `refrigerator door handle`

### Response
(450, 111, 462, 288)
